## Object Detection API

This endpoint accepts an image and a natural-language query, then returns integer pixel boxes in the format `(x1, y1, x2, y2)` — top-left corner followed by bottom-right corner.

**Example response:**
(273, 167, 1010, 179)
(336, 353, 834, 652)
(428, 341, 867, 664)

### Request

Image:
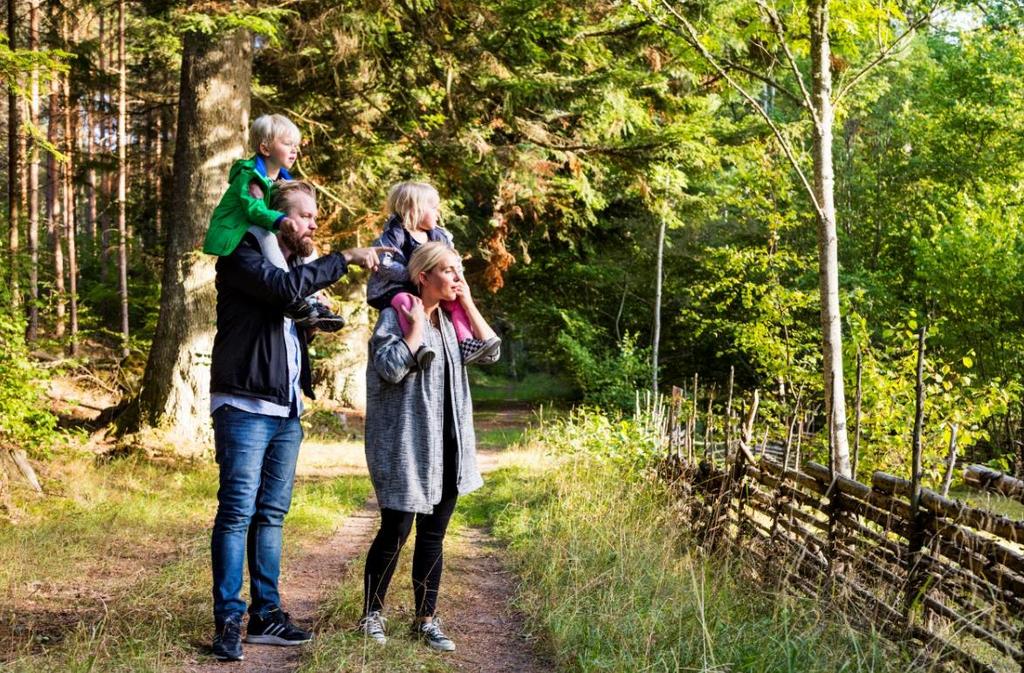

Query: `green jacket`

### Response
(202, 156, 291, 256)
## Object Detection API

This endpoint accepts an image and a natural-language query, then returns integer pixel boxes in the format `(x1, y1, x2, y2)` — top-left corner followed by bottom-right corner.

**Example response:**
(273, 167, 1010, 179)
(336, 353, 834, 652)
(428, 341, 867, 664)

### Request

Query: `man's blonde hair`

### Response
(386, 181, 439, 233)
(249, 114, 300, 154)
(270, 180, 316, 215)
(408, 241, 458, 288)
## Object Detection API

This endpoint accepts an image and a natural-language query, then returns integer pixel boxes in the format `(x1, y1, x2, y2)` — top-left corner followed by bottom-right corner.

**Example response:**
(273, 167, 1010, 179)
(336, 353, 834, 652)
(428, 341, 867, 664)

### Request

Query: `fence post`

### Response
(904, 325, 928, 627)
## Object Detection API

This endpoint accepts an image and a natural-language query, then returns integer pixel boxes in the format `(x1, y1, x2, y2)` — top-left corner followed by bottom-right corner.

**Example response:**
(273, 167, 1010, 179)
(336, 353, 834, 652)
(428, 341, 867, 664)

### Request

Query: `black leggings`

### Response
(363, 493, 458, 617)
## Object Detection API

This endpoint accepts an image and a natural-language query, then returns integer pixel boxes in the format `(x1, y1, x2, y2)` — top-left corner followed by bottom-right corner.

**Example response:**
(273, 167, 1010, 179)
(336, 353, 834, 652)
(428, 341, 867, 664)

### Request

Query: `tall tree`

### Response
(116, 0, 128, 357)
(7, 0, 21, 308)
(61, 10, 76, 353)
(118, 23, 253, 438)
(25, 0, 38, 339)
(635, 0, 939, 475)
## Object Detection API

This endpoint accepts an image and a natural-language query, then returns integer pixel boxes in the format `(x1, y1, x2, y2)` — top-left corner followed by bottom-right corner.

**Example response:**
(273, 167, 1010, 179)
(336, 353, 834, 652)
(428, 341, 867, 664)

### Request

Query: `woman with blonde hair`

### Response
(366, 181, 500, 365)
(359, 241, 500, 652)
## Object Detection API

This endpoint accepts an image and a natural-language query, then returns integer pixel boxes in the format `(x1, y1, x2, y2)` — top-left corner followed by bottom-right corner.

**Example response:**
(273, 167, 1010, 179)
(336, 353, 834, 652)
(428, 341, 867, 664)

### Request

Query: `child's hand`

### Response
(455, 280, 474, 307)
(279, 217, 299, 235)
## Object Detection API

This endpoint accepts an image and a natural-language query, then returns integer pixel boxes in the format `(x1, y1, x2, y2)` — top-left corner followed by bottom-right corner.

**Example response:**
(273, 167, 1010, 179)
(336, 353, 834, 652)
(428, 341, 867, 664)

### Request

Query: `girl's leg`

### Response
(440, 300, 474, 342)
(363, 509, 415, 615)
(390, 292, 416, 337)
(411, 493, 458, 618)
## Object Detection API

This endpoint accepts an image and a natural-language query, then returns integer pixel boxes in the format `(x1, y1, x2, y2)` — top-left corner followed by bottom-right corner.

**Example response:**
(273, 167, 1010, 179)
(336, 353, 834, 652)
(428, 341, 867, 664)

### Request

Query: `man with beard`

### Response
(207, 180, 394, 661)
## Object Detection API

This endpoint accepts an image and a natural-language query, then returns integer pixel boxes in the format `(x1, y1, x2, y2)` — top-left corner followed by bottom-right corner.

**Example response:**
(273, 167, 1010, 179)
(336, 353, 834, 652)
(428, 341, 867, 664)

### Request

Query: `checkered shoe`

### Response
(459, 336, 500, 365)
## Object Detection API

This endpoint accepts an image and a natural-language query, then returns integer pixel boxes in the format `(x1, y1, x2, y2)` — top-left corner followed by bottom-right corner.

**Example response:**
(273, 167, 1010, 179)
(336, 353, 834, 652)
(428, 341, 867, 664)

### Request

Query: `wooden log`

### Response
(874, 471, 1024, 543)
(964, 464, 1024, 503)
(921, 595, 1023, 661)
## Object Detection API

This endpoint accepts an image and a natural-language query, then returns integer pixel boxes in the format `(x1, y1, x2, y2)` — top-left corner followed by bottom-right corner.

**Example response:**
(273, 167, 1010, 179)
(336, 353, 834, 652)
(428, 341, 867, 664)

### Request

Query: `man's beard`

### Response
(281, 229, 315, 258)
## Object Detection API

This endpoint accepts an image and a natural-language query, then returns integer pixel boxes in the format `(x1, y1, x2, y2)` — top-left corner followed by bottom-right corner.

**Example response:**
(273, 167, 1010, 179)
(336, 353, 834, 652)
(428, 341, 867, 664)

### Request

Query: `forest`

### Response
(3, 0, 1024, 671)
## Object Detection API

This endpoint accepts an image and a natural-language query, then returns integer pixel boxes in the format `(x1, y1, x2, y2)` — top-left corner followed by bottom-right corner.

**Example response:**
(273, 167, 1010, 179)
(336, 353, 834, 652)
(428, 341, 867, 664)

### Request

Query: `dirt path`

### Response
(182, 501, 380, 673)
(443, 527, 553, 673)
(183, 403, 551, 673)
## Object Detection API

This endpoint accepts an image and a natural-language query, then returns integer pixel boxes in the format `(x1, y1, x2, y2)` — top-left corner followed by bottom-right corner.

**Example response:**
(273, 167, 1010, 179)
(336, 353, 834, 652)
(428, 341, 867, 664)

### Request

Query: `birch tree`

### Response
(633, 0, 940, 476)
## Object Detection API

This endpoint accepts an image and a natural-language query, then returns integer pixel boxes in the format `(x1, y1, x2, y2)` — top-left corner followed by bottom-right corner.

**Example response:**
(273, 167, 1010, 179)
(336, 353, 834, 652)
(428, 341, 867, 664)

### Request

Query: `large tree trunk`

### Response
(118, 26, 252, 445)
(116, 0, 128, 358)
(7, 0, 21, 307)
(809, 0, 851, 476)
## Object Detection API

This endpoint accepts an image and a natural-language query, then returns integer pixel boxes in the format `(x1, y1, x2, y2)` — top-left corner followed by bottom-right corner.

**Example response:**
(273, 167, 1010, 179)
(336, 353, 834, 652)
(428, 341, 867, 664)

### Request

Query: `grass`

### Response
(459, 450, 920, 673)
(0, 448, 371, 671)
(468, 369, 576, 405)
(948, 485, 1024, 520)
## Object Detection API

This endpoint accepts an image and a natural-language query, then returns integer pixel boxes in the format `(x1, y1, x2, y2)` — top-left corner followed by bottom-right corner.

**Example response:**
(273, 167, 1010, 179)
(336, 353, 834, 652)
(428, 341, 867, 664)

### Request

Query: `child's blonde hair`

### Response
(387, 181, 439, 233)
(249, 114, 300, 154)
(408, 241, 458, 288)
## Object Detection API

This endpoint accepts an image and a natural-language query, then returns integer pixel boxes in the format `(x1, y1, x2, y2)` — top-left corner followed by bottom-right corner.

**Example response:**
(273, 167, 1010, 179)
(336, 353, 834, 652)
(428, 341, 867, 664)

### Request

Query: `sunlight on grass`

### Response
(0, 447, 370, 671)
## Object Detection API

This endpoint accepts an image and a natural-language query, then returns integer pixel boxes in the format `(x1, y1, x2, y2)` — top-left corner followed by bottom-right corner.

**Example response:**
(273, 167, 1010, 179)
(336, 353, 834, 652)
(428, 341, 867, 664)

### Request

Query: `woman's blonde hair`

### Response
(249, 114, 300, 154)
(408, 241, 458, 288)
(387, 181, 439, 233)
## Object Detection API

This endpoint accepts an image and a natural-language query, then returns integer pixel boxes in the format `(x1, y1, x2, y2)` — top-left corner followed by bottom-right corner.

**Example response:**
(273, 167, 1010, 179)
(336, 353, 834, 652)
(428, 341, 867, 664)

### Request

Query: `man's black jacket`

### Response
(210, 231, 349, 406)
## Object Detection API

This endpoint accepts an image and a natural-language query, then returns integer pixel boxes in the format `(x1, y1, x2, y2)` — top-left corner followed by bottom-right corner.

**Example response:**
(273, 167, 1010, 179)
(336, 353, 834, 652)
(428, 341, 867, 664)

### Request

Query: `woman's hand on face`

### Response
(455, 278, 474, 307)
(400, 296, 425, 328)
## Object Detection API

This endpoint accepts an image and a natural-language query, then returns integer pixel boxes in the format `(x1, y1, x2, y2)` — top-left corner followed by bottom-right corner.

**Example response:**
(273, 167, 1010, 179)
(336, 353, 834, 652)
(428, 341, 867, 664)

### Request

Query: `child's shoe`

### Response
(308, 299, 345, 332)
(284, 298, 345, 332)
(459, 336, 501, 365)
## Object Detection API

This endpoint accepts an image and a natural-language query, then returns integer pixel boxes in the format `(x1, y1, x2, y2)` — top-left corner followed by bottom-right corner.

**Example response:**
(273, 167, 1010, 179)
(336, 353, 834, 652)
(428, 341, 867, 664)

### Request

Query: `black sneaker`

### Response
(245, 608, 312, 646)
(212, 615, 244, 661)
(308, 299, 345, 333)
(284, 298, 317, 327)
(459, 336, 501, 365)
(412, 616, 455, 652)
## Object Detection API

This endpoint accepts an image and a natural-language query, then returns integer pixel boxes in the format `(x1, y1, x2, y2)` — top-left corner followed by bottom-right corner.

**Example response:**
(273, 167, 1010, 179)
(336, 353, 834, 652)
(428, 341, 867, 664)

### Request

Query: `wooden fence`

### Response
(662, 442, 1024, 672)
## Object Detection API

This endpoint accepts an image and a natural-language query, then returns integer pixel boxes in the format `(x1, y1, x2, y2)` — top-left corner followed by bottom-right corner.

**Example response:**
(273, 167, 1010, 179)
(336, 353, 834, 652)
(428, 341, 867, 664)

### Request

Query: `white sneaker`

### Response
(413, 617, 455, 652)
(358, 611, 387, 645)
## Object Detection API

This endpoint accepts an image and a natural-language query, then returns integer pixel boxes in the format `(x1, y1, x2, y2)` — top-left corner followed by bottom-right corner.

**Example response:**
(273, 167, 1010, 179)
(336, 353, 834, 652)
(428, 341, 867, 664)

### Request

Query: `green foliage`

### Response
(0, 308, 59, 458)
(556, 312, 651, 411)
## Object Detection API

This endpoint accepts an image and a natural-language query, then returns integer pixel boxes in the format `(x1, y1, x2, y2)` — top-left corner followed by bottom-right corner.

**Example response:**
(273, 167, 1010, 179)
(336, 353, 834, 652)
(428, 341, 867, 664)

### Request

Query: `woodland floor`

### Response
(1, 380, 554, 673)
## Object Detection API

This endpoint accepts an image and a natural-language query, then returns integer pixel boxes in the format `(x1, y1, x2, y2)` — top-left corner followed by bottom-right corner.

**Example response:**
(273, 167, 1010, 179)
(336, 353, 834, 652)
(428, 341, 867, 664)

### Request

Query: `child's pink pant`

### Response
(391, 292, 474, 342)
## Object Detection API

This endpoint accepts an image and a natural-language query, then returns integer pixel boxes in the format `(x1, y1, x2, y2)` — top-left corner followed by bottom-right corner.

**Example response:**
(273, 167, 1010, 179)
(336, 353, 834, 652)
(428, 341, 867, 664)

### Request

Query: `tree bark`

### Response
(63, 17, 78, 354)
(118, 26, 253, 443)
(116, 0, 128, 358)
(48, 68, 65, 339)
(651, 216, 666, 397)
(26, 0, 39, 340)
(809, 0, 851, 477)
(7, 0, 21, 307)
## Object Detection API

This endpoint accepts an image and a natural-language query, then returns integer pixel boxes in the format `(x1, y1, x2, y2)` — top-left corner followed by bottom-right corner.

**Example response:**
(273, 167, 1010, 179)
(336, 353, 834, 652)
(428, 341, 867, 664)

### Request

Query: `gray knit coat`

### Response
(364, 307, 498, 513)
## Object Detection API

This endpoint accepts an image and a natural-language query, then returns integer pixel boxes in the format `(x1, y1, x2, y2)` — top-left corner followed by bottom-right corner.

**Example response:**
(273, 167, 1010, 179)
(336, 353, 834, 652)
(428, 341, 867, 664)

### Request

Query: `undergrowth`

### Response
(459, 409, 922, 673)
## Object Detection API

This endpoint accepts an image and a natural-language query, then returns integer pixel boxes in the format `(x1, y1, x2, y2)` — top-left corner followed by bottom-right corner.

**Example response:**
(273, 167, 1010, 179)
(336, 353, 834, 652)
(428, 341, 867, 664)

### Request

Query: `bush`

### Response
(0, 308, 59, 457)
(555, 310, 651, 411)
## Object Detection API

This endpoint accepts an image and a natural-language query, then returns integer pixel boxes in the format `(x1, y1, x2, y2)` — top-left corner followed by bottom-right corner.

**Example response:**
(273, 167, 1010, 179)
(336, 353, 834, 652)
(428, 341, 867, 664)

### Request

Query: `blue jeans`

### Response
(211, 405, 302, 621)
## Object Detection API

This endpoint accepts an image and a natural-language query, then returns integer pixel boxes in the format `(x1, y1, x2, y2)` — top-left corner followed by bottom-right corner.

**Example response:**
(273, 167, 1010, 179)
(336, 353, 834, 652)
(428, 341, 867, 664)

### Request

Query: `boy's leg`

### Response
(390, 292, 415, 336)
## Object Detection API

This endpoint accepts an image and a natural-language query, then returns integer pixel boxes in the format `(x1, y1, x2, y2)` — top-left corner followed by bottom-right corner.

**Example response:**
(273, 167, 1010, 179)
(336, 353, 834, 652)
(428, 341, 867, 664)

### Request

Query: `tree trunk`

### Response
(63, 18, 78, 354)
(118, 26, 253, 444)
(154, 110, 163, 245)
(809, 0, 851, 477)
(26, 0, 39, 340)
(116, 0, 129, 358)
(7, 0, 21, 307)
(48, 71, 65, 339)
(651, 216, 666, 397)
